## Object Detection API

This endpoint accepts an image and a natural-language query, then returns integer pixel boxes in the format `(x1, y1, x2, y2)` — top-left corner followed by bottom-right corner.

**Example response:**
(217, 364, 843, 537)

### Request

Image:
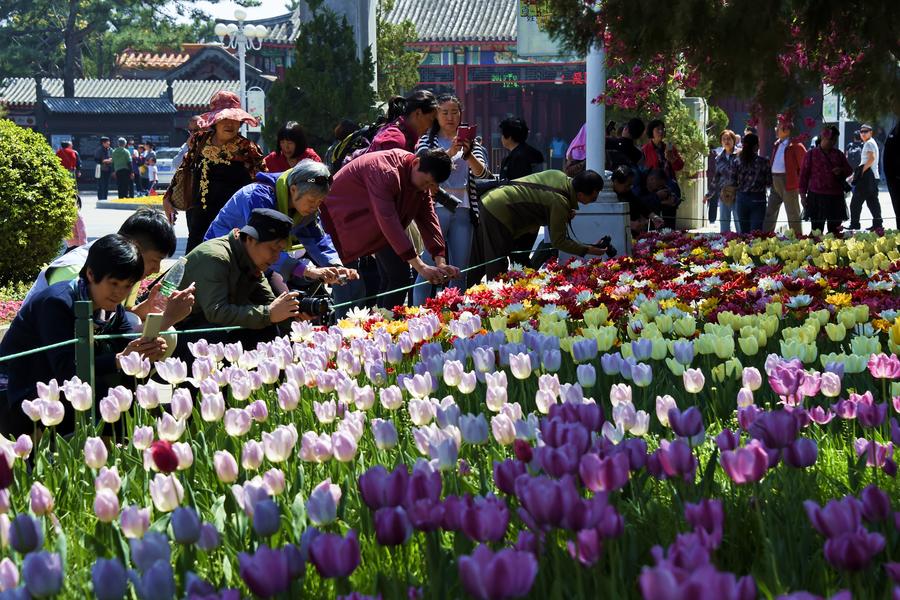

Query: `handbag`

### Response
(94, 164, 101, 179)
(720, 185, 737, 206)
(164, 163, 193, 211)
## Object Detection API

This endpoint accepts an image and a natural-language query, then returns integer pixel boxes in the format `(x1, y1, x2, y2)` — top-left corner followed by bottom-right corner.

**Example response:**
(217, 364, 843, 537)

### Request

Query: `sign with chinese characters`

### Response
(246, 88, 266, 134)
(517, 0, 563, 57)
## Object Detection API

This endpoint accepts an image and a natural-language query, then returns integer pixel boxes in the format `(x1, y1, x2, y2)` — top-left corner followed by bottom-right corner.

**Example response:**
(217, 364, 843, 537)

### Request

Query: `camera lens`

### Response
(298, 296, 332, 315)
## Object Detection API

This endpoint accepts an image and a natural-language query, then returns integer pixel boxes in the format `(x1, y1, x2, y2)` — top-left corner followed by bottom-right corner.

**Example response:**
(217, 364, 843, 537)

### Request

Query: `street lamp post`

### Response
(214, 9, 267, 135)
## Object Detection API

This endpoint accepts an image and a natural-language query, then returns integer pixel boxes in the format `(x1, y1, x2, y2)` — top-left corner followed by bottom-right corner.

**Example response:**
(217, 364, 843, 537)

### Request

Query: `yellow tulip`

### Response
(825, 323, 847, 342)
(713, 336, 735, 360)
(760, 315, 779, 338)
(845, 354, 869, 374)
(651, 338, 669, 361)
(583, 305, 609, 329)
(559, 336, 575, 354)
(655, 314, 673, 334)
(766, 302, 783, 318)
(696, 334, 715, 355)
(780, 340, 806, 362)
(853, 304, 869, 324)
(850, 336, 881, 356)
(673, 316, 697, 338)
(639, 300, 659, 319)
(738, 335, 759, 356)
(489, 315, 508, 331)
(665, 357, 685, 376)
(711, 363, 727, 383)
(505, 327, 524, 343)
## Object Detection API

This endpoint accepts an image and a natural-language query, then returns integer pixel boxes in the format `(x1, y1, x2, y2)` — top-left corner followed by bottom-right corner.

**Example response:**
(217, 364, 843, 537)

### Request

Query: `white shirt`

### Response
(147, 164, 158, 182)
(771, 139, 788, 174)
(861, 138, 880, 179)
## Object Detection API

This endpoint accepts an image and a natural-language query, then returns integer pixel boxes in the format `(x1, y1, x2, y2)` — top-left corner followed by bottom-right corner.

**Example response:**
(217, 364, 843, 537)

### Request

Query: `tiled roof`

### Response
(43, 98, 177, 114)
(0, 78, 240, 110)
(116, 51, 191, 70)
(384, 0, 517, 43)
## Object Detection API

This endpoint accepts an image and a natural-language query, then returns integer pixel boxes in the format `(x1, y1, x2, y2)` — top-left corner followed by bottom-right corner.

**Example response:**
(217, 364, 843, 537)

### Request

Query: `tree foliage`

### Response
(0, 120, 77, 284)
(0, 0, 220, 94)
(541, 0, 900, 120)
(264, 7, 377, 154)
(375, 0, 423, 102)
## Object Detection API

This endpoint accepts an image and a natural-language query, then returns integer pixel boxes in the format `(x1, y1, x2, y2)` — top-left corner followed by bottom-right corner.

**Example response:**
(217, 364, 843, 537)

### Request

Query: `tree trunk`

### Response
(62, 0, 81, 97)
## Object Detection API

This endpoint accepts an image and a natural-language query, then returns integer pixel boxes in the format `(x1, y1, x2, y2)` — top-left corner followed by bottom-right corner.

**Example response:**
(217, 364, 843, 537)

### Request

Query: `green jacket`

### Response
(179, 232, 275, 329)
(111, 147, 132, 171)
(481, 170, 589, 256)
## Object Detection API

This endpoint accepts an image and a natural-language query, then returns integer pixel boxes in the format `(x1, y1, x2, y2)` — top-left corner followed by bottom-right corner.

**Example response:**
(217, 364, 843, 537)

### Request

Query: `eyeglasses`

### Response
(305, 175, 333, 187)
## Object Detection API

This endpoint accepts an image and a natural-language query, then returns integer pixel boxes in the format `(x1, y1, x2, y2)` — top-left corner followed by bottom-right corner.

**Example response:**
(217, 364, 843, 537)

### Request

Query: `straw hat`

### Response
(196, 90, 259, 129)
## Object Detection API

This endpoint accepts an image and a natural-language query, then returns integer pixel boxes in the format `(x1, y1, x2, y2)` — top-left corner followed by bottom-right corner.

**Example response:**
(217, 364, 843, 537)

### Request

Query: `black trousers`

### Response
(849, 170, 882, 228)
(186, 207, 216, 254)
(116, 169, 132, 199)
(373, 246, 413, 310)
(479, 209, 518, 281)
(887, 176, 900, 229)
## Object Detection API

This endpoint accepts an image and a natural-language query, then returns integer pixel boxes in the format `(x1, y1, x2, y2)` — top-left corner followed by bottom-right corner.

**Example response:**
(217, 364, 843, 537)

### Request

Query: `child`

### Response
(146, 157, 159, 195)
(0, 234, 168, 436)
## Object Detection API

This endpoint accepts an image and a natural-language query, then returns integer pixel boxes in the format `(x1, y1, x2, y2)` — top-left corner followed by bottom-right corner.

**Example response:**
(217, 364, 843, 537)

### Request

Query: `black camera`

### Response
(299, 295, 333, 316)
(434, 187, 462, 212)
(595, 235, 618, 258)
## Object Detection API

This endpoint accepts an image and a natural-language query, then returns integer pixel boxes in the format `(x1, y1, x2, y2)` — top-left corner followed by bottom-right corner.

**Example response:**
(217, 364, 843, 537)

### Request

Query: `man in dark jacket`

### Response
(177, 209, 308, 352)
(498, 117, 545, 181)
(94, 136, 113, 200)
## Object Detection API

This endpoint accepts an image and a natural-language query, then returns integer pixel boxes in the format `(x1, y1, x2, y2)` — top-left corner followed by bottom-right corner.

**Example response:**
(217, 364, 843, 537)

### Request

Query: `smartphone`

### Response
(142, 313, 164, 339)
(457, 123, 477, 143)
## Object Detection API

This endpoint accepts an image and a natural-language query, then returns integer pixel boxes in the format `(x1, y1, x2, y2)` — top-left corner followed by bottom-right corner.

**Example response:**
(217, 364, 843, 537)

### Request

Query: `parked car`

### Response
(154, 147, 182, 189)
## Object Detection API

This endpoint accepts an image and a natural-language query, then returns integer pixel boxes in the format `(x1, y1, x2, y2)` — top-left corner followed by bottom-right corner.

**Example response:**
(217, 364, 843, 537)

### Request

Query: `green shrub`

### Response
(0, 119, 76, 284)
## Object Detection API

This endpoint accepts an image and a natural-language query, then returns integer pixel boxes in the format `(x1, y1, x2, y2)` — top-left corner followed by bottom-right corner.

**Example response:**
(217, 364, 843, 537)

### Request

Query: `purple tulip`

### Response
(668, 407, 704, 440)
(824, 530, 885, 571)
(408, 498, 445, 532)
(655, 440, 697, 482)
(171, 506, 201, 545)
(197, 523, 221, 551)
(853, 438, 893, 468)
(769, 363, 803, 400)
(575, 403, 605, 432)
(9, 514, 43, 554)
(358, 465, 408, 510)
(516, 475, 579, 530)
(374, 506, 412, 546)
(22, 552, 63, 598)
(404, 464, 442, 508)
(715, 429, 741, 451)
(783, 438, 818, 468)
(493, 459, 526, 496)
(860, 485, 891, 522)
(749, 410, 799, 449)
(461, 495, 509, 543)
(868, 353, 900, 379)
(720, 440, 769, 484)
(804, 497, 862, 539)
(129, 531, 170, 573)
(252, 499, 281, 537)
(309, 530, 361, 579)
(685, 499, 724, 549)
(600, 352, 623, 376)
(641, 563, 756, 600)
(807, 406, 834, 425)
(631, 338, 652, 361)
(579, 452, 630, 493)
(737, 405, 762, 430)
(458, 545, 538, 600)
(537, 443, 580, 478)
(128, 560, 176, 600)
(567, 527, 604, 566)
(631, 363, 653, 387)
(439, 495, 466, 532)
(857, 402, 888, 428)
(541, 349, 562, 372)
(832, 399, 857, 420)
(672, 340, 695, 365)
(92, 558, 127, 600)
(572, 338, 598, 363)
(239, 545, 290, 597)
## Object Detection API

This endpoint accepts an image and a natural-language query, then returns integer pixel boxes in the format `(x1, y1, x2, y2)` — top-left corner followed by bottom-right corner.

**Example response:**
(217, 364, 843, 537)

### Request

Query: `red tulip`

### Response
(149, 440, 179, 474)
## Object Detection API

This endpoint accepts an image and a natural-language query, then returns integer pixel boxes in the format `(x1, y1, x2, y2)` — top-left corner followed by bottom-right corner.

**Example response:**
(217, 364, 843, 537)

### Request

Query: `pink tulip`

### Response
(241, 440, 264, 471)
(29, 482, 54, 515)
(331, 430, 358, 462)
(277, 382, 300, 412)
(720, 440, 769, 484)
(307, 479, 341, 526)
(13, 435, 32, 459)
(579, 452, 630, 493)
(172, 442, 194, 470)
(742, 367, 762, 391)
(224, 408, 251, 437)
(171, 388, 193, 421)
(93, 488, 120, 523)
(149, 473, 183, 512)
(263, 468, 285, 496)
(683, 368, 705, 394)
(820, 371, 842, 397)
(247, 400, 268, 423)
(299, 432, 332, 463)
(94, 467, 122, 493)
(83, 437, 108, 469)
(120, 505, 151, 539)
(263, 425, 298, 463)
(0, 557, 18, 592)
(868, 353, 900, 379)
(214, 450, 238, 483)
(200, 392, 225, 422)
(132, 426, 154, 450)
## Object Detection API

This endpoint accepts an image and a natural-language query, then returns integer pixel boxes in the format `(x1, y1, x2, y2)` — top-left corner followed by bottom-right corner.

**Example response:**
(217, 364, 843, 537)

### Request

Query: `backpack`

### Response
(326, 119, 388, 174)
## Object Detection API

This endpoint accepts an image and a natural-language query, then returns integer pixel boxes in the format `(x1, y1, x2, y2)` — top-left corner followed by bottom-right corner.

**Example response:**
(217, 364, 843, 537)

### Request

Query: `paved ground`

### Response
(79, 187, 898, 260)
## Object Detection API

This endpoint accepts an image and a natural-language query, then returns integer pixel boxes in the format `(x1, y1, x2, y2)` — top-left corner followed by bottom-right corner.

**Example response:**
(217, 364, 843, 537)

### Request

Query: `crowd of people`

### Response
(92, 137, 162, 201)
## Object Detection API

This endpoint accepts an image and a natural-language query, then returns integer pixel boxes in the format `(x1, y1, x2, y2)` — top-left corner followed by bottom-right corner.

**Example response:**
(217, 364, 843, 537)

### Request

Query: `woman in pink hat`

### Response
(164, 90, 265, 252)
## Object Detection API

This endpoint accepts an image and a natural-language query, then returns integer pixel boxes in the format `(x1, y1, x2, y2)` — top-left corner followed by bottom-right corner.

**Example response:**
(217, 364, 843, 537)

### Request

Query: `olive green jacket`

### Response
(179, 232, 274, 329)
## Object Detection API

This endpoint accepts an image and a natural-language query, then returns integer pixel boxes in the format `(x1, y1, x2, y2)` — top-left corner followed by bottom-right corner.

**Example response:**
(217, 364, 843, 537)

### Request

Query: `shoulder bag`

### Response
(164, 131, 212, 211)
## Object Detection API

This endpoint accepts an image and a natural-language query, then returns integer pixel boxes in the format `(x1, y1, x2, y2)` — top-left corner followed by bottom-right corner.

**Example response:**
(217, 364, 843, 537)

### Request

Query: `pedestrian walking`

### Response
(763, 118, 806, 235)
(799, 126, 853, 234)
(705, 130, 739, 233)
(729, 133, 772, 233)
(848, 124, 882, 230)
(111, 137, 133, 200)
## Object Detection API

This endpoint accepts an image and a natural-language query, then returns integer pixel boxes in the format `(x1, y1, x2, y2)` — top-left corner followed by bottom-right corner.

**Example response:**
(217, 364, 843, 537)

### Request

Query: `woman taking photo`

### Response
(705, 130, 739, 233)
(263, 122, 322, 172)
(164, 90, 265, 252)
(799, 126, 853, 234)
(728, 133, 772, 233)
(412, 94, 489, 304)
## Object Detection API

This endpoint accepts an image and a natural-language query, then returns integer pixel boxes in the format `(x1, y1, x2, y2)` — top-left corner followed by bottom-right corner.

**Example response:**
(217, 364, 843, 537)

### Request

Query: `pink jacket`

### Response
(367, 117, 419, 154)
(320, 149, 446, 263)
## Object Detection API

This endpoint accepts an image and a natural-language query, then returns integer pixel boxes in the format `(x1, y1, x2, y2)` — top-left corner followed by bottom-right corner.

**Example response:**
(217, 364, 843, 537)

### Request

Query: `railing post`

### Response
(74, 300, 95, 421)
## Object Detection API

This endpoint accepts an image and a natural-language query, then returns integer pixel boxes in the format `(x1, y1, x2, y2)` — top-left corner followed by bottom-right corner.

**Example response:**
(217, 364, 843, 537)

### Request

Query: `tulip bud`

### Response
(91, 558, 127, 600)
(132, 426, 154, 451)
(0, 557, 19, 592)
(22, 551, 63, 598)
(197, 523, 221, 551)
(371, 418, 399, 450)
(13, 435, 32, 460)
(171, 507, 201, 544)
(119, 505, 151, 539)
(29, 482, 54, 516)
(9, 514, 43, 554)
(149, 440, 179, 474)
(214, 450, 239, 483)
(252, 499, 281, 537)
(94, 488, 120, 523)
(84, 437, 108, 469)
(241, 440, 264, 471)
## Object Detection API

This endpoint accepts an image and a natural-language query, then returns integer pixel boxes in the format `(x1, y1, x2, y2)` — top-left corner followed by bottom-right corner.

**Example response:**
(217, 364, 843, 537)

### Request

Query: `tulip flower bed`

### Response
(1, 230, 900, 599)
